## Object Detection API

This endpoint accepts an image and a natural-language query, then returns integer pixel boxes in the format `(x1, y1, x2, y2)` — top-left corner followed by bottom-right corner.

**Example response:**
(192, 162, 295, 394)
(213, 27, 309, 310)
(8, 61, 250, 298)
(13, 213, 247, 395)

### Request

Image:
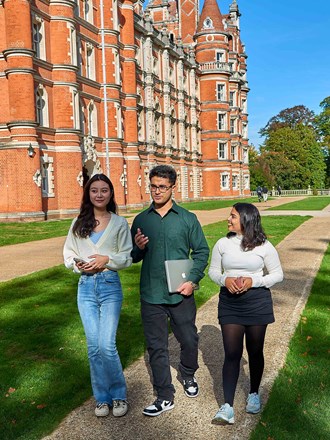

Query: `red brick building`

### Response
(0, 0, 249, 220)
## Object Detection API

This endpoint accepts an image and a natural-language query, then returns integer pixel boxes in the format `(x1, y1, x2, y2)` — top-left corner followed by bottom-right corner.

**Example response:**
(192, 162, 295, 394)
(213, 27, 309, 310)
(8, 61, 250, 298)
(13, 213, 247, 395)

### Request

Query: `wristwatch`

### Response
(188, 281, 199, 290)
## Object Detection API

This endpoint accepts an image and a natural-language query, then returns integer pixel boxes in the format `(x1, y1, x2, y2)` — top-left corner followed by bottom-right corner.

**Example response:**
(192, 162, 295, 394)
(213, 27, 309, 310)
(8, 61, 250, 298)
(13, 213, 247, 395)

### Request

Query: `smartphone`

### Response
(73, 257, 88, 265)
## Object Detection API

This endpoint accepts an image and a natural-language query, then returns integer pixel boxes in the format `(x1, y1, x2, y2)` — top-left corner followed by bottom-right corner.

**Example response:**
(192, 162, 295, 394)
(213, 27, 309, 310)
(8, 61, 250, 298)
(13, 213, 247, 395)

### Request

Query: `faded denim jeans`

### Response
(77, 271, 126, 404)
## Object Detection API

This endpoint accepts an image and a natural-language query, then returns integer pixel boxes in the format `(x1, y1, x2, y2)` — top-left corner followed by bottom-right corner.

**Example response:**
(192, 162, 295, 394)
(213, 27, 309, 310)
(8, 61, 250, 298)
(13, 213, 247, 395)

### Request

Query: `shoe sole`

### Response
(142, 404, 174, 417)
(212, 416, 234, 425)
(184, 389, 199, 398)
(113, 408, 128, 417)
(246, 407, 260, 414)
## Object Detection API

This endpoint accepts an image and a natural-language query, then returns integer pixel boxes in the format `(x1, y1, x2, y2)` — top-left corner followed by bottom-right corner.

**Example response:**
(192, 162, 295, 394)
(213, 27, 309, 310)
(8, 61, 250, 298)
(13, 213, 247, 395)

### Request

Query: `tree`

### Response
(261, 124, 326, 189)
(314, 97, 330, 186)
(259, 105, 315, 138)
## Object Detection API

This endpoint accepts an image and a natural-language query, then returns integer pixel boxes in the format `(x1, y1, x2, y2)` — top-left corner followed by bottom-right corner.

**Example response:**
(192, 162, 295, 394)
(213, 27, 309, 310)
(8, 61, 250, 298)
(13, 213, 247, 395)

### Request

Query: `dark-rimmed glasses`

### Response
(149, 184, 173, 193)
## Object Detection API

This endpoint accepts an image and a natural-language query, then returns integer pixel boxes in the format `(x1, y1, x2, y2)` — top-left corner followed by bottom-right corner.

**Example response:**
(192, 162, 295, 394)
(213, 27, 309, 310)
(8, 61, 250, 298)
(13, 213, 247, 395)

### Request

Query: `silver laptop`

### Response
(164, 259, 194, 293)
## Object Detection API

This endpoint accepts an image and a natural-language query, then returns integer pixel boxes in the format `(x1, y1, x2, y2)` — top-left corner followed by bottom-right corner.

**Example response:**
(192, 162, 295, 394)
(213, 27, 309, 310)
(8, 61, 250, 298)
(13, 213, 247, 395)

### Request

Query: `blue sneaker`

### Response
(246, 392, 261, 414)
(212, 403, 235, 425)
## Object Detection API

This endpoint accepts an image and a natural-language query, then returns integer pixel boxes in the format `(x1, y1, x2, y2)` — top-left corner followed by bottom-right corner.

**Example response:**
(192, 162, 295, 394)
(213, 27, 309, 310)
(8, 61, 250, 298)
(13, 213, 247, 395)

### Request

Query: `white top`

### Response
(208, 234, 283, 289)
(63, 213, 133, 273)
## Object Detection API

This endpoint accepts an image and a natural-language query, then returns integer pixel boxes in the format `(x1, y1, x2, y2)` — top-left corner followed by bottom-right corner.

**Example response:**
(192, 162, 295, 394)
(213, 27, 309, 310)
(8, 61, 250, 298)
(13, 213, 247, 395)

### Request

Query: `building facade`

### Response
(0, 0, 249, 220)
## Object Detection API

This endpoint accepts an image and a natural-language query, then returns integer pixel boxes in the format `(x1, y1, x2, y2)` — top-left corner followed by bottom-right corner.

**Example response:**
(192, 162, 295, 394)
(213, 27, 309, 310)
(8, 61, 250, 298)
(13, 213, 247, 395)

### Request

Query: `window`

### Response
(115, 103, 122, 138)
(230, 118, 235, 134)
(221, 173, 229, 189)
(72, 89, 80, 129)
(70, 26, 77, 66)
(41, 154, 54, 196)
(113, 49, 121, 85)
(244, 175, 249, 189)
(217, 113, 226, 130)
(84, 0, 93, 23)
(217, 83, 225, 101)
(35, 85, 49, 127)
(218, 142, 227, 159)
(88, 101, 98, 137)
(229, 62, 233, 72)
(242, 98, 247, 113)
(243, 123, 248, 139)
(229, 91, 235, 107)
(32, 15, 46, 60)
(243, 148, 248, 163)
(231, 145, 237, 161)
(232, 175, 238, 189)
(216, 52, 224, 62)
(86, 42, 95, 80)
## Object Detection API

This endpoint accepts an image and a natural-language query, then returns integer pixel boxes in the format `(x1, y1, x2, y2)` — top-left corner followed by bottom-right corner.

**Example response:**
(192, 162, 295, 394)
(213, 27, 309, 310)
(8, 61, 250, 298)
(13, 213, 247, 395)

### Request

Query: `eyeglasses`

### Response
(149, 184, 173, 193)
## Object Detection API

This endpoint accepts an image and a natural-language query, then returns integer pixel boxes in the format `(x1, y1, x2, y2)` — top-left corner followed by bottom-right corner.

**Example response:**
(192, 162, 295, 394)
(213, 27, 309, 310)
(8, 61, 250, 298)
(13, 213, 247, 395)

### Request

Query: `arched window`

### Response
(35, 85, 49, 127)
(88, 100, 98, 137)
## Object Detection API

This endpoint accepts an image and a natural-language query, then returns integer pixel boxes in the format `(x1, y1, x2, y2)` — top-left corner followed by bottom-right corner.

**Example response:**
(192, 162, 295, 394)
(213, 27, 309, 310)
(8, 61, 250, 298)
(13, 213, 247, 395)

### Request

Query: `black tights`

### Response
(220, 323, 267, 406)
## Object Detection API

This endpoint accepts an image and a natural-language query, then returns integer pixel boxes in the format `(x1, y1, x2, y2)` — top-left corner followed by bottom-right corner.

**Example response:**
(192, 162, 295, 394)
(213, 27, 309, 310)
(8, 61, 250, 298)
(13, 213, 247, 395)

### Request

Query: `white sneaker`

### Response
(113, 400, 128, 417)
(246, 393, 261, 414)
(212, 403, 235, 425)
(95, 403, 109, 417)
(143, 399, 174, 417)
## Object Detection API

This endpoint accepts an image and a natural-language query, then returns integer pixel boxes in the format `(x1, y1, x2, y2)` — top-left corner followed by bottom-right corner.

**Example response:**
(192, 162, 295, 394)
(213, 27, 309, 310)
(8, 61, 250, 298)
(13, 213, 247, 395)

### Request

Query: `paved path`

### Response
(1, 197, 330, 439)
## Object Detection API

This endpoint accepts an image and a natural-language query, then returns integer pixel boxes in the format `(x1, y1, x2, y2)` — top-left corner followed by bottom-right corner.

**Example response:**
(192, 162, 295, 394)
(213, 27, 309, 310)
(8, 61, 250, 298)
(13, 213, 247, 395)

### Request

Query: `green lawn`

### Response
(0, 215, 309, 440)
(250, 242, 330, 440)
(267, 196, 330, 211)
(179, 197, 257, 211)
(0, 219, 73, 247)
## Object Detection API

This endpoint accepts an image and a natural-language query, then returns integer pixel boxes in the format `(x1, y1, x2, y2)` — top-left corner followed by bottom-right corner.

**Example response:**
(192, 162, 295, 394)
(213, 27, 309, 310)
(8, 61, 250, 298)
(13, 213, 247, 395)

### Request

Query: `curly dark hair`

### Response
(73, 173, 117, 238)
(227, 202, 267, 250)
(149, 165, 177, 185)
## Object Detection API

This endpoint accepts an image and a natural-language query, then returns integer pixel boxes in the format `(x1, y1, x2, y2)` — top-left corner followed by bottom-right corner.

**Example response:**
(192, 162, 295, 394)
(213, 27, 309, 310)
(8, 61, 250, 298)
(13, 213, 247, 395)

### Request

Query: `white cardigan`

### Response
(209, 234, 283, 289)
(63, 213, 133, 273)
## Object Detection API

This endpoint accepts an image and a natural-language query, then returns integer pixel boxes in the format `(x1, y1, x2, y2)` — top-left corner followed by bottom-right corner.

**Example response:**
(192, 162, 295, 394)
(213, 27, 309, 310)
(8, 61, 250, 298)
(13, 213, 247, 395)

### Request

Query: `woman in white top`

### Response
(63, 174, 132, 418)
(208, 203, 283, 425)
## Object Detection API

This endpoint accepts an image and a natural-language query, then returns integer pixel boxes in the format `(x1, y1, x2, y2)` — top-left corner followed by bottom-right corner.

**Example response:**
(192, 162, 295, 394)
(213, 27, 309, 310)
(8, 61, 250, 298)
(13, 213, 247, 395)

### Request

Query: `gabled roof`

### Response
(196, 0, 224, 33)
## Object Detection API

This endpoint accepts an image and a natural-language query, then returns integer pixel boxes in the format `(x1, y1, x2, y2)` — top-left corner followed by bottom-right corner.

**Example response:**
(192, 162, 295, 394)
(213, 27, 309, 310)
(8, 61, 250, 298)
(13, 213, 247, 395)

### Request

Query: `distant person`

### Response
(277, 185, 282, 197)
(209, 203, 283, 425)
(256, 186, 262, 203)
(262, 187, 268, 202)
(63, 174, 133, 418)
(131, 165, 209, 417)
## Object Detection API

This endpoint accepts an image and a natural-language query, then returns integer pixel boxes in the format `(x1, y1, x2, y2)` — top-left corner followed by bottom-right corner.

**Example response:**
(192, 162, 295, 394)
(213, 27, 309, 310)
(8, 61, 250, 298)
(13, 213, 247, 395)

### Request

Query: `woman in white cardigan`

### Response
(209, 203, 283, 425)
(63, 174, 132, 418)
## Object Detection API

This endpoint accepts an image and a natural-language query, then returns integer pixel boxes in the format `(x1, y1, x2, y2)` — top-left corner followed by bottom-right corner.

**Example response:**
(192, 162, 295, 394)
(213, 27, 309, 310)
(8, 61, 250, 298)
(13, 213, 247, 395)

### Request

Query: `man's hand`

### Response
(134, 228, 149, 250)
(177, 281, 195, 297)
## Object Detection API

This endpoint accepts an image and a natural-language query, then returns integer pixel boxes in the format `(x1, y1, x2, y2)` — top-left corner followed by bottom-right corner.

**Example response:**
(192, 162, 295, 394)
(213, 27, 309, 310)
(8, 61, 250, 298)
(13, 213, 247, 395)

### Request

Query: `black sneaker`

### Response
(142, 399, 174, 417)
(183, 377, 199, 398)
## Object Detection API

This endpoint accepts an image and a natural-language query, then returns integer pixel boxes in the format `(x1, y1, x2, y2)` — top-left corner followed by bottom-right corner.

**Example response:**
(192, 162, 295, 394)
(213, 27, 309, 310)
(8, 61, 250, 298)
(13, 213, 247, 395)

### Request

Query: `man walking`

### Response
(131, 165, 209, 417)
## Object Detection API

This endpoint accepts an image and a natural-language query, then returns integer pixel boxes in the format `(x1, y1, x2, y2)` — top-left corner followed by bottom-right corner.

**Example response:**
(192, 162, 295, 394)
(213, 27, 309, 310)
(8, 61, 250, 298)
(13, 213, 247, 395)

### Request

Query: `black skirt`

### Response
(218, 286, 275, 325)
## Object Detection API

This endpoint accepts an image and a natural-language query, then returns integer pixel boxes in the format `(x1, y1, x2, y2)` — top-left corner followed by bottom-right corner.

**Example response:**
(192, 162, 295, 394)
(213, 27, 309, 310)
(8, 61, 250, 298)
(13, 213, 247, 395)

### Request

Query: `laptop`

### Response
(164, 259, 194, 293)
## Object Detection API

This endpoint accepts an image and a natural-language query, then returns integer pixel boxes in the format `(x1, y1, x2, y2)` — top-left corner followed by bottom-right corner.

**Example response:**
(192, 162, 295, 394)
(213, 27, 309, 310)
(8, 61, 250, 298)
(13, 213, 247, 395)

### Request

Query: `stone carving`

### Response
(33, 169, 42, 187)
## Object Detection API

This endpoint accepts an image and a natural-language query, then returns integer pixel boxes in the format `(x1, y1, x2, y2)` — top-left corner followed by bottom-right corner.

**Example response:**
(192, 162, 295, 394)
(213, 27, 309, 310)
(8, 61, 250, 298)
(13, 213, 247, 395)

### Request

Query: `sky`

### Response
(208, 0, 330, 148)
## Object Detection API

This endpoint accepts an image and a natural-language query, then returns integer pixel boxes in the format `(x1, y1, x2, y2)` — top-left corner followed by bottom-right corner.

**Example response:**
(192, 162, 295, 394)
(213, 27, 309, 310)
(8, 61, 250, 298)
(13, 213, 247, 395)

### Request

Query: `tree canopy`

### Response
(249, 103, 328, 190)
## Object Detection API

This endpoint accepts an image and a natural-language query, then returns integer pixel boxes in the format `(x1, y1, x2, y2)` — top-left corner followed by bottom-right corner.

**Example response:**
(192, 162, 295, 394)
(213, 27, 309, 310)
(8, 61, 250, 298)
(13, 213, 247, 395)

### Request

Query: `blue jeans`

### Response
(77, 271, 126, 404)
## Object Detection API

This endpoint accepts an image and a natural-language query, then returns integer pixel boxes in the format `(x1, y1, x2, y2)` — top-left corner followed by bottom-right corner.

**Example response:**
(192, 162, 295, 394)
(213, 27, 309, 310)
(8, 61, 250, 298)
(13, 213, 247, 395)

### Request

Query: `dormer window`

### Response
(203, 17, 213, 29)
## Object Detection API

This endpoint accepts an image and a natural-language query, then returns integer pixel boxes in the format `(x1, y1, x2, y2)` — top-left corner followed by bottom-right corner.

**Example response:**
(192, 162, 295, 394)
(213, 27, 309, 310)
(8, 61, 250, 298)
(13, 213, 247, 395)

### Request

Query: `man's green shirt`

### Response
(131, 201, 209, 305)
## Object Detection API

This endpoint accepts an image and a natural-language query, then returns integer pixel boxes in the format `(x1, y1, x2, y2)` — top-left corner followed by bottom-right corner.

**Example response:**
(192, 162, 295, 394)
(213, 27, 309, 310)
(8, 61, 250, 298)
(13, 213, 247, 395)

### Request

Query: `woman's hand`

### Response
(225, 277, 252, 294)
(80, 254, 109, 272)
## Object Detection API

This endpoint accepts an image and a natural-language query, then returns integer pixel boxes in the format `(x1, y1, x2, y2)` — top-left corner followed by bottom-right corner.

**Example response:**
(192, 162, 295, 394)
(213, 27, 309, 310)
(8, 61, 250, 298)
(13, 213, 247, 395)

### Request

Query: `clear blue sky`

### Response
(210, 0, 330, 148)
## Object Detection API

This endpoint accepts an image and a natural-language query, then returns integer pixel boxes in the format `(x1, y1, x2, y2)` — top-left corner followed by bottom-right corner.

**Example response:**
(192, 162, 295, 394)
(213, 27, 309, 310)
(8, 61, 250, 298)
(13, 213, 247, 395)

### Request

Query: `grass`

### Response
(178, 197, 258, 211)
(0, 220, 73, 247)
(250, 242, 330, 440)
(267, 196, 330, 211)
(0, 215, 309, 440)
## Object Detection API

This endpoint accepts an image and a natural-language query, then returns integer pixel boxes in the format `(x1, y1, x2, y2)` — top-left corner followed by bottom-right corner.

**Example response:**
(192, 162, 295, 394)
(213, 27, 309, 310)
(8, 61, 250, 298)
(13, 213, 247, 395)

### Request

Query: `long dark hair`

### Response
(73, 173, 117, 238)
(228, 202, 267, 250)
